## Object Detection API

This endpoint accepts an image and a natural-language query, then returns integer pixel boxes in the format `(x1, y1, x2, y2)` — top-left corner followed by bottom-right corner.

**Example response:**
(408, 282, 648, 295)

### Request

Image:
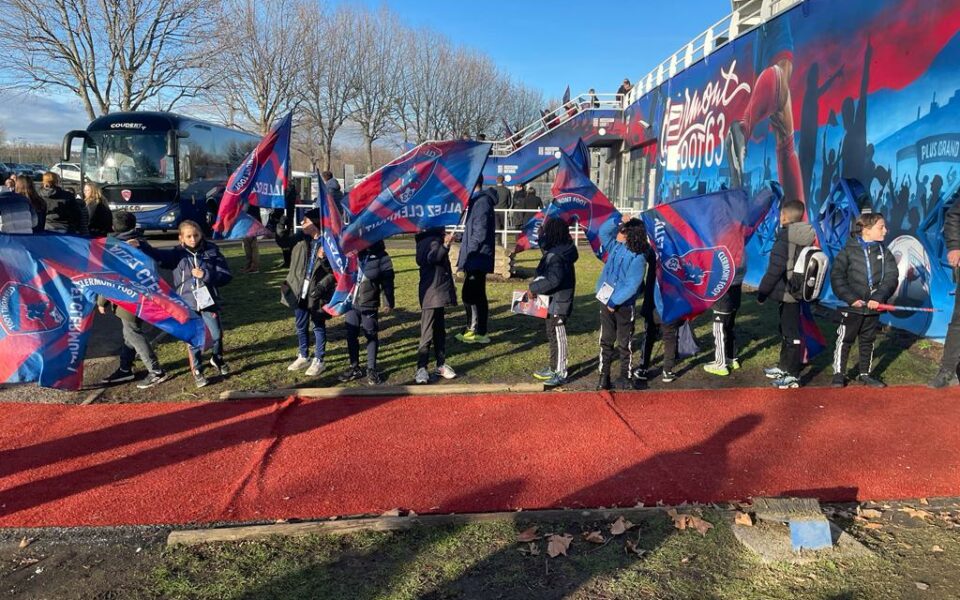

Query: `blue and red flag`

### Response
(213, 112, 292, 239)
(562, 85, 571, 105)
(800, 301, 827, 363)
(513, 138, 592, 254)
(0, 234, 208, 389)
(313, 172, 358, 316)
(340, 140, 491, 255)
(642, 186, 778, 322)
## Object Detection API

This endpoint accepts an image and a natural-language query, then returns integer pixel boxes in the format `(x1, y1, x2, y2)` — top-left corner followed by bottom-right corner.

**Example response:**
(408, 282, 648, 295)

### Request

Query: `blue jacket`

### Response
(140, 240, 233, 312)
(457, 187, 499, 273)
(595, 218, 647, 309)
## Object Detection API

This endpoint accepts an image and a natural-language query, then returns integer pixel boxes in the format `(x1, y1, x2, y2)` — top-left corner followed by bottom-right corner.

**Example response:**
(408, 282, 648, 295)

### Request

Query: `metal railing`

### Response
(491, 93, 622, 157)
(624, 0, 803, 105)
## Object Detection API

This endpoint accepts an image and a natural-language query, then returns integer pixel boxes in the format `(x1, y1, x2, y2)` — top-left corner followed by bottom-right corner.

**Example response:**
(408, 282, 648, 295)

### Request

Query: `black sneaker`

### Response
(597, 373, 612, 391)
(210, 358, 229, 377)
(136, 371, 169, 389)
(367, 368, 383, 385)
(632, 367, 650, 381)
(857, 373, 886, 388)
(338, 366, 364, 383)
(831, 374, 846, 388)
(101, 368, 135, 384)
(928, 369, 959, 389)
(193, 370, 208, 388)
(661, 371, 677, 383)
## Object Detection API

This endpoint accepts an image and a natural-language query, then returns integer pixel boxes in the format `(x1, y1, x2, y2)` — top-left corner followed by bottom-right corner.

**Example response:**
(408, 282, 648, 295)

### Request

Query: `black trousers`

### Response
(710, 284, 741, 367)
(833, 311, 880, 376)
(639, 314, 680, 372)
(778, 302, 802, 377)
(599, 305, 635, 377)
(941, 278, 960, 374)
(462, 271, 489, 335)
(345, 308, 378, 370)
(417, 307, 446, 369)
(546, 314, 569, 378)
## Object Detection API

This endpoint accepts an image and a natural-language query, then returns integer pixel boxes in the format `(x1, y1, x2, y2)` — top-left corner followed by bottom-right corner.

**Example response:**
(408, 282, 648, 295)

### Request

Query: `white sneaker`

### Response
(415, 367, 430, 384)
(288, 355, 310, 371)
(436, 364, 457, 380)
(305, 358, 325, 377)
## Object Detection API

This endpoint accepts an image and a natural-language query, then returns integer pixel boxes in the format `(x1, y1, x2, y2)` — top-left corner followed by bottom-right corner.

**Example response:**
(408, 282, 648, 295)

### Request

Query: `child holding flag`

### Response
(595, 213, 649, 390)
(757, 200, 816, 389)
(134, 220, 233, 388)
(829, 212, 898, 388)
(338, 240, 394, 385)
(282, 208, 336, 378)
(529, 218, 579, 388)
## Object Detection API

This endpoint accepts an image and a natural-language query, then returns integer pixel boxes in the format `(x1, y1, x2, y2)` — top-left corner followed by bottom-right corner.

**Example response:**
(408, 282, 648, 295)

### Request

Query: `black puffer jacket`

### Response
(830, 236, 898, 315)
(945, 195, 960, 253)
(41, 186, 88, 235)
(639, 246, 659, 321)
(758, 222, 817, 304)
(529, 241, 579, 317)
(457, 187, 499, 273)
(354, 241, 395, 311)
(416, 230, 457, 310)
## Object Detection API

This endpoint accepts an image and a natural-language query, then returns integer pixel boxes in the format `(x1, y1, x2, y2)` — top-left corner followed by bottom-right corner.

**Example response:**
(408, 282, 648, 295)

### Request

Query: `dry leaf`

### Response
(860, 509, 883, 519)
(681, 556, 690, 563)
(734, 512, 753, 527)
(863, 522, 884, 530)
(634, 501, 645, 508)
(931, 545, 944, 553)
(516, 526, 540, 543)
(528, 542, 540, 556)
(582, 530, 605, 544)
(381, 508, 402, 517)
(547, 534, 573, 558)
(610, 516, 634, 536)
(668, 509, 713, 536)
(915, 582, 930, 590)
(18, 537, 31, 549)
(920, 498, 929, 505)
(625, 539, 646, 556)
(900, 508, 933, 520)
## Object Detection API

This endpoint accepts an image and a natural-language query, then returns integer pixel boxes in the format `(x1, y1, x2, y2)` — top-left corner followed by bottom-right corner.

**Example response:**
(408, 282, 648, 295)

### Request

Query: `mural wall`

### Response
(623, 0, 960, 339)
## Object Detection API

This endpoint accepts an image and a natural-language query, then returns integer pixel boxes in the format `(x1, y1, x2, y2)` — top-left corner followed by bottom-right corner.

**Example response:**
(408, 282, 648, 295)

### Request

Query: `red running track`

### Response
(1, 386, 959, 528)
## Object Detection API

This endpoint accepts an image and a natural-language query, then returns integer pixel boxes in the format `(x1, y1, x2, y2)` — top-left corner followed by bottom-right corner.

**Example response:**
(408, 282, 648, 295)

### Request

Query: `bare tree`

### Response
(0, 0, 214, 119)
(348, 6, 403, 171)
(204, 0, 302, 134)
(300, 5, 359, 171)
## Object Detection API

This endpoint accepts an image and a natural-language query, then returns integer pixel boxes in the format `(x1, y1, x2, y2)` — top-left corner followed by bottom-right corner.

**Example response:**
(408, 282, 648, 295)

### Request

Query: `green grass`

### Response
(145, 509, 960, 599)
(102, 238, 941, 402)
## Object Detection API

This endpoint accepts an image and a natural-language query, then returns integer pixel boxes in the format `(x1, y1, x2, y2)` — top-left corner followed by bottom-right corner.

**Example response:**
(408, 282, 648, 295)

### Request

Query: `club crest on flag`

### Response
(661, 246, 734, 301)
(121, 189, 132, 201)
(0, 283, 65, 335)
(393, 144, 442, 204)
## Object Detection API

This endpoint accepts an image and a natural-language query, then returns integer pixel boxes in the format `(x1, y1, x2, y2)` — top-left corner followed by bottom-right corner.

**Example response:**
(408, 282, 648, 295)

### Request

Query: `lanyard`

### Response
(859, 238, 882, 291)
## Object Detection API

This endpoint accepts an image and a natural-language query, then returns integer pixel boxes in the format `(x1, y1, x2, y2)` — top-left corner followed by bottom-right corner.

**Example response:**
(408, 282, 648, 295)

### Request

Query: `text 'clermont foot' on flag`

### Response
(340, 140, 491, 255)
(212, 112, 292, 240)
(0, 235, 209, 389)
(643, 184, 780, 323)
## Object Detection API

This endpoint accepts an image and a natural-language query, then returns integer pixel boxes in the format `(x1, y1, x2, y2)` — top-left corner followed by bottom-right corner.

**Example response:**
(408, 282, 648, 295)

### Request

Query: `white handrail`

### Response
(624, 0, 804, 105)
(491, 92, 622, 157)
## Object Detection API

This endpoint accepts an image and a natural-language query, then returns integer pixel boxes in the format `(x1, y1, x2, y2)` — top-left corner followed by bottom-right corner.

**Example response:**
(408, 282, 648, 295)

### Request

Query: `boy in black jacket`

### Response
(338, 240, 395, 385)
(281, 208, 336, 378)
(931, 192, 960, 388)
(757, 200, 816, 389)
(529, 218, 579, 388)
(829, 212, 898, 388)
(414, 228, 458, 384)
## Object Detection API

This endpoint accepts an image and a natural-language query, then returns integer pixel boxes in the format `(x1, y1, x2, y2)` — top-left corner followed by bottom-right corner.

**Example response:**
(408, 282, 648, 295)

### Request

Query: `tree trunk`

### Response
(365, 134, 375, 173)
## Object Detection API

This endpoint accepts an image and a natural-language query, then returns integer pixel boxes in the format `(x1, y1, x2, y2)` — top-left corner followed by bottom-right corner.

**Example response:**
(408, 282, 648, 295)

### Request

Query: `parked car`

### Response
(29, 163, 47, 178)
(0, 162, 17, 181)
(49, 162, 82, 183)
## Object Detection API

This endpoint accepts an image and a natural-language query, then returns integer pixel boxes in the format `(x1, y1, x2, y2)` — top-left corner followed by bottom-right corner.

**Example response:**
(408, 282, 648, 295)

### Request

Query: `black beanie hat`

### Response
(303, 207, 321, 223)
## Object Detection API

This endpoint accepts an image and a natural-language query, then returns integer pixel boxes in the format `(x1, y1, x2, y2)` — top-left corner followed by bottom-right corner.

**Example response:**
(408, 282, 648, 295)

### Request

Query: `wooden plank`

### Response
(167, 506, 663, 547)
(219, 383, 544, 401)
(752, 497, 823, 522)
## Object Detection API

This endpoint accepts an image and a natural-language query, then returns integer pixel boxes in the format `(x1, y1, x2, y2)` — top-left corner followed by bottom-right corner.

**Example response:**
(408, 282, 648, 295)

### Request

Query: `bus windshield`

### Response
(83, 131, 176, 186)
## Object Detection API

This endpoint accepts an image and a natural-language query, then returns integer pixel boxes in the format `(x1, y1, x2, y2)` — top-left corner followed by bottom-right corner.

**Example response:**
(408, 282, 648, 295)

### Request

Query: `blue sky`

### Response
(0, 0, 731, 145)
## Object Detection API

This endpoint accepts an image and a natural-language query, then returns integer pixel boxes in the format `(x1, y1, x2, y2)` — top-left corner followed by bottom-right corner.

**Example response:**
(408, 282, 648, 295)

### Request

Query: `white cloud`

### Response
(0, 92, 89, 145)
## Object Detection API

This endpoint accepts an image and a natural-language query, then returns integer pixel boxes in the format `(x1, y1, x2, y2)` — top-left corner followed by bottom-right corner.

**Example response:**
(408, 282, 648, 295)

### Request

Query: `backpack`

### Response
(788, 246, 829, 302)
